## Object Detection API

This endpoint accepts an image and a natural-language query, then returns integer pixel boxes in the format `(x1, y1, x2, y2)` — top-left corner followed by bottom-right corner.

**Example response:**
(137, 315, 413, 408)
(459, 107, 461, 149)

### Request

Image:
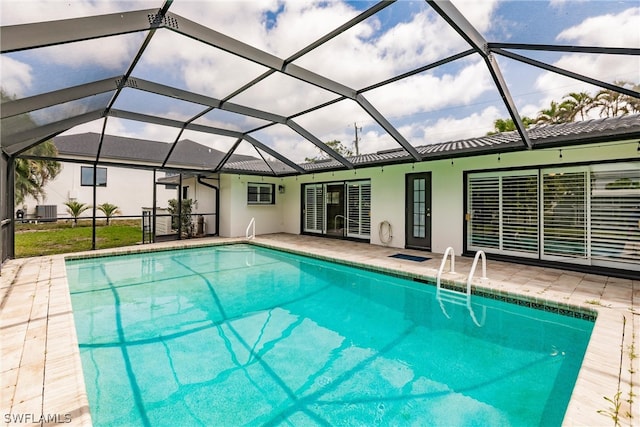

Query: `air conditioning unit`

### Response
(36, 205, 57, 222)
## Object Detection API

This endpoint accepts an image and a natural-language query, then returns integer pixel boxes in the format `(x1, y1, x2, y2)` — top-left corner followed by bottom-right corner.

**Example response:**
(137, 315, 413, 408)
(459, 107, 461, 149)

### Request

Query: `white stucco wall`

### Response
(21, 163, 176, 220)
(220, 139, 637, 254)
(219, 175, 287, 237)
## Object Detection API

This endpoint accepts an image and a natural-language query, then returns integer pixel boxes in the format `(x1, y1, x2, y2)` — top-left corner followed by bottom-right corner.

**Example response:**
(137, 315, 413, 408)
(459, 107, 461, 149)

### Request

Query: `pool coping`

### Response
(1, 235, 636, 426)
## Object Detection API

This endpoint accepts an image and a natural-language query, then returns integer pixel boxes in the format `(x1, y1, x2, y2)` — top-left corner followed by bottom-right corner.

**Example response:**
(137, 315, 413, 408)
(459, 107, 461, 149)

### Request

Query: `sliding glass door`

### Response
(302, 180, 371, 240)
(467, 163, 639, 270)
(467, 171, 538, 257)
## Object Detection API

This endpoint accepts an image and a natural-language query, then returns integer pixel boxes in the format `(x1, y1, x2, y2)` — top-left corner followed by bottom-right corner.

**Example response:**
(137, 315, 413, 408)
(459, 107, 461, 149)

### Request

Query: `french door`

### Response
(303, 180, 370, 240)
(406, 172, 432, 250)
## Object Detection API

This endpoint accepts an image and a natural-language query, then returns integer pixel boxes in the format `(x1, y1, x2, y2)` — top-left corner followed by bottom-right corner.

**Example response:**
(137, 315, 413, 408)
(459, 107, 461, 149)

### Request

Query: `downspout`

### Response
(197, 175, 219, 236)
(91, 163, 97, 250)
(152, 169, 157, 243)
(178, 173, 183, 240)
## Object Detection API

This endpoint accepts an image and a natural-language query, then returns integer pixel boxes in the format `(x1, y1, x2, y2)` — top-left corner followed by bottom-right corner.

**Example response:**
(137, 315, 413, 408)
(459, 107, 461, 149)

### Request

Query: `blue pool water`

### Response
(66, 244, 593, 426)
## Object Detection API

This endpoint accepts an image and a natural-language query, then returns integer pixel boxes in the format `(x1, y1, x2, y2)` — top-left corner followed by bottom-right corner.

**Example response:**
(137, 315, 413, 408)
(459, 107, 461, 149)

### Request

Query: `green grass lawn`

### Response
(15, 220, 143, 258)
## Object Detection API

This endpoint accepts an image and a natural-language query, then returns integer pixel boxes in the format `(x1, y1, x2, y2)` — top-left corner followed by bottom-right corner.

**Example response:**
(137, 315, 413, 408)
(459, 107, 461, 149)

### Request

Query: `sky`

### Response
(1, 0, 639, 164)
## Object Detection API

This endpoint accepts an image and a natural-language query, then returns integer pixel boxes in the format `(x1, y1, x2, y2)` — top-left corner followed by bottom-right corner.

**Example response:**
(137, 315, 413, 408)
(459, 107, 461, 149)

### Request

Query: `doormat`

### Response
(389, 253, 431, 262)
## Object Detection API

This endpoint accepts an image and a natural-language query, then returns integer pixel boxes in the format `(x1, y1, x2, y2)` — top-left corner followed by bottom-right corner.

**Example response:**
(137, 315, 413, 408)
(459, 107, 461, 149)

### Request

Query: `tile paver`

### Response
(0, 234, 637, 426)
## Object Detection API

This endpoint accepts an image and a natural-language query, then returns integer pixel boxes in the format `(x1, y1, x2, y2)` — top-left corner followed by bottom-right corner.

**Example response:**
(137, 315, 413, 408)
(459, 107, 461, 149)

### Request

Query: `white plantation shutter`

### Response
(590, 168, 640, 266)
(542, 170, 587, 260)
(347, 181, 371, 238)
(304, 184, 324, 233)
(468, 163, 640, 269)
(468, 175, 500, 250)
(468, 172, 538, 255)
(502, 174, 538, 254)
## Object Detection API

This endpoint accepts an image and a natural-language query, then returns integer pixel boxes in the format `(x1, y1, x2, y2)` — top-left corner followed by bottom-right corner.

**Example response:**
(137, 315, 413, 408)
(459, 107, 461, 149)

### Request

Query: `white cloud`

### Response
(42, 35, 142, 70)
(60, 118, 111, 136)
(263, 1, 362, 58)
(2, 0, 536, 161)
(411, 106, 502, 145)
(557, 7, 640, 48)
(450, 0, 500, 33)
(375, 10, 467, 71)
(365, 60, 493, 118)
(533, 7, 640, 116)
(1, 0, 146, 71)
(0, 0, 154, 25)
(229, 72, 338, 116)
(0, 56, 33, 98)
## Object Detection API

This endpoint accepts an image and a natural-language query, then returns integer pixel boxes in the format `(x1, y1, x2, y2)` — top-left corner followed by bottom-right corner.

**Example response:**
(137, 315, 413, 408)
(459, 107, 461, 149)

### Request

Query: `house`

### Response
(202, 115, 639, 276)
(13, 116, 640, 277)
(20, 133, 257, 236)
(1, 1, 638, 280)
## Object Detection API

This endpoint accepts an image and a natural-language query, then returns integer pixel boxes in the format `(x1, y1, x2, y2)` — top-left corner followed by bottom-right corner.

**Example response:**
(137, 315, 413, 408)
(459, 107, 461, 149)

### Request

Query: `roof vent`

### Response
(115, 78, 138, 89)
(147, 13, 179, 30)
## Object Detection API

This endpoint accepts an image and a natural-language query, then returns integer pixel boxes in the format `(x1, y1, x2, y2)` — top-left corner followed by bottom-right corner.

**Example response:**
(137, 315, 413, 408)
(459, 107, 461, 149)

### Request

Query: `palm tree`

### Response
(560, 92, 592, 121)
(97, 202, 121, 225)
(14, 142, 62, 205)
(14, 158, 42, 205)
(622, 82, 640, 114)
(486, 117, 534, 135)
(64, 200, 91, 227)
(3, 91, 62, 205)
(589, 85, 630, 118)
(535, 101, 570, 125)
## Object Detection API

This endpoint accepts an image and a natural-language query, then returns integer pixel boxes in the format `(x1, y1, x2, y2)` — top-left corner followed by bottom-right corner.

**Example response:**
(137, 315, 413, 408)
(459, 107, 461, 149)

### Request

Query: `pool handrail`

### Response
(466, 250, 487, 293)
(436, 247, 487, 327)
(246, 217, 255, 240)
(436, 246, 455, 291)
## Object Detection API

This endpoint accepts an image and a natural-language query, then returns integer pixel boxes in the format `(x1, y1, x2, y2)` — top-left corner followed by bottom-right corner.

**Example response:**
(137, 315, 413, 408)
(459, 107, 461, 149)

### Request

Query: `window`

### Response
(248, 183, 274, 204)
(81, 166, 107, 186)
(467, 162, 640, 269)
(182, 186, 189, 199)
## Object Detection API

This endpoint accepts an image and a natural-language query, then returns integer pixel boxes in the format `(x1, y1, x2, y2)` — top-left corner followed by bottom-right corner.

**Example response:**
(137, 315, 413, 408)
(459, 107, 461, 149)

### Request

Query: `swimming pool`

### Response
(66, 244, 594, 426)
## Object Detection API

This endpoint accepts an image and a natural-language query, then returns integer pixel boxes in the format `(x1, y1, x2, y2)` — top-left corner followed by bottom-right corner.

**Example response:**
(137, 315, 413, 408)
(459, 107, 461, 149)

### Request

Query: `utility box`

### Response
(36, 205, 58, 222)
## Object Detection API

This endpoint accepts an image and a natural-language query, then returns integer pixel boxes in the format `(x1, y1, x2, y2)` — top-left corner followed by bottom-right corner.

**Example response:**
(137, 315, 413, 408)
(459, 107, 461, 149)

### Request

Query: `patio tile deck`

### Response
(0, 233, 637, 426)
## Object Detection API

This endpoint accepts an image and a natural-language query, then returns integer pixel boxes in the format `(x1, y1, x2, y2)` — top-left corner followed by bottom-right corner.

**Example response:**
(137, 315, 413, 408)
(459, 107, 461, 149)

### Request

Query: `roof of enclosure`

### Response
(1, 0, 639, 176)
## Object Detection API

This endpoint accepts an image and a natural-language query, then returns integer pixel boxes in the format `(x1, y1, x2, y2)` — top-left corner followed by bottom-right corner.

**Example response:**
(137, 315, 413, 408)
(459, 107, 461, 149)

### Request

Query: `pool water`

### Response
(66, 244, 593, 426)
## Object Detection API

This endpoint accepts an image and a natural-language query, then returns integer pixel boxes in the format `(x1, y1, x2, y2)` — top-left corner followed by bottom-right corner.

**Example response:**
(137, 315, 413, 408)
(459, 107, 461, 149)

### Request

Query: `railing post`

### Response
(246, 217, 255, 240)
(436, 247, 455, 291)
